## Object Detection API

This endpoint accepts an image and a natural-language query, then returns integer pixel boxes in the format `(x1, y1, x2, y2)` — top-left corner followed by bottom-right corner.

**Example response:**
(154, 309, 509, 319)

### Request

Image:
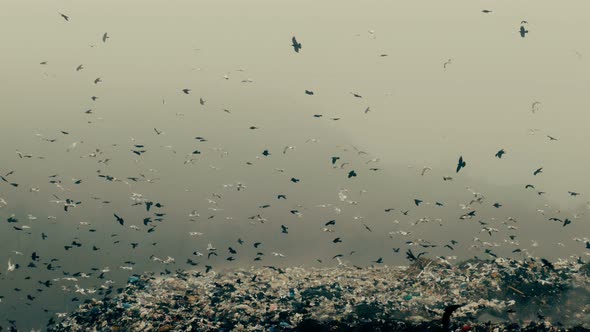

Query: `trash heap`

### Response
(49, 258, 590, 331)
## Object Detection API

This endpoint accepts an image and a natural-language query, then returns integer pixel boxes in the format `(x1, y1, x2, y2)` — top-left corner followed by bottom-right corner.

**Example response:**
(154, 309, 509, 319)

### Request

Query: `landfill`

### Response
(48, 257, 590, 331)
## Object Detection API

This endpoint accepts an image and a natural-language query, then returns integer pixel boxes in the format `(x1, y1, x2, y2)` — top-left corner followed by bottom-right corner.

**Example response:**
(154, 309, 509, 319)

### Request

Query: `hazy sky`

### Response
(1, 0, 589, 329)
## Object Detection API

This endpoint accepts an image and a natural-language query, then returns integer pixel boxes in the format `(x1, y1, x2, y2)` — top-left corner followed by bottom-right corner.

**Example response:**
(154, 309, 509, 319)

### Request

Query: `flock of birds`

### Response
(0, 7, 588, 331)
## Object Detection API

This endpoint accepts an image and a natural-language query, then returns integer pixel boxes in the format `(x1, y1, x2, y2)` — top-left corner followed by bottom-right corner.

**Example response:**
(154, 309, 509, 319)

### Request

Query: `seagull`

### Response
(102, 32, 109, 43)
(495, 149, 505, 158)
(533, 167, 543, 176)
(291, 36, 302, 53)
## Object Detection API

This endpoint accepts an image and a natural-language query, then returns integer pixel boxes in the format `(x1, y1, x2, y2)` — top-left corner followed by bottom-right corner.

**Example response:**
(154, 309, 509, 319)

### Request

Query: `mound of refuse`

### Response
(48, 258, 590, 331)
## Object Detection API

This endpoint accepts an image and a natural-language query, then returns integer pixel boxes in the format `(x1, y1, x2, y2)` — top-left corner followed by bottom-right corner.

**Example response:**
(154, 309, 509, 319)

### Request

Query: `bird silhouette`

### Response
(456, 156, 466, 173)
(291, 36, 302, 53)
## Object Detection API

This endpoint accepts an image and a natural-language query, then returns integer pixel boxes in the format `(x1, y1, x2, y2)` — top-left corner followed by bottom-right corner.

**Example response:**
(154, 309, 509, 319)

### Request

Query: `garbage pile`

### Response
(49, 258, 590, 331)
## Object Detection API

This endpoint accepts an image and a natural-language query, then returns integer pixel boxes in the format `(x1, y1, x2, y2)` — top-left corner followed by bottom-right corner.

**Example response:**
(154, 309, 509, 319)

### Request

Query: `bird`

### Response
(495, 149, 505, 158)
(331, 157, 340, 165)
(414, 199, 423, 206)
(281, 225, 288, 234)
(199, 98, 206, 106)
(154, 128, 163, 135)
(373, 257, 383, 264)
(443, 59, 452, 69)
(59, 13, 69, 21)
(76, 64, 84, 71)
(456, 156, 466, 173)
(7, 258, 16, 272)
(182, 89, 191, 94)
(291, 36, 302, 53)
(114, 214, 124, 226)
(262, 150, 271, 156)
(547, 135, 558, 141)
(347, 170, 357, 178)
(533, 167, 543, 176)
(568, 191, 581, 196)
(333, 237, 342, 243)
(305, 90, 314, 95)
(102, 32, 109, 43)
(481, 10, 492, 13)
(519, 25, 528, 38)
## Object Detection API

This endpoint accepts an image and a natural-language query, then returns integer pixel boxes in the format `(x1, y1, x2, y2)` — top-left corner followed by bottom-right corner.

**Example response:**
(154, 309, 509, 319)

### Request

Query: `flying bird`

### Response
(547, 135, 558, 141)
(114, 214, 124, 226)
(533, 167, 543, 176)
(495, 149, 505, 158)
(291, 36, 302, 53)
(281, 225, 288, 234)
(59, 13, 69, 21)
(443, 58, 452, 69)
(456, 156, 466, 173)
(305, 90, 314, 95)
(102, 32, 109, 43)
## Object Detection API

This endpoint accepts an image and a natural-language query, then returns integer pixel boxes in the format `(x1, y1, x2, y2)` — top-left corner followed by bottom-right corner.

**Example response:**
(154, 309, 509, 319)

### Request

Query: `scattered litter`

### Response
(49, 258, 590, 331)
